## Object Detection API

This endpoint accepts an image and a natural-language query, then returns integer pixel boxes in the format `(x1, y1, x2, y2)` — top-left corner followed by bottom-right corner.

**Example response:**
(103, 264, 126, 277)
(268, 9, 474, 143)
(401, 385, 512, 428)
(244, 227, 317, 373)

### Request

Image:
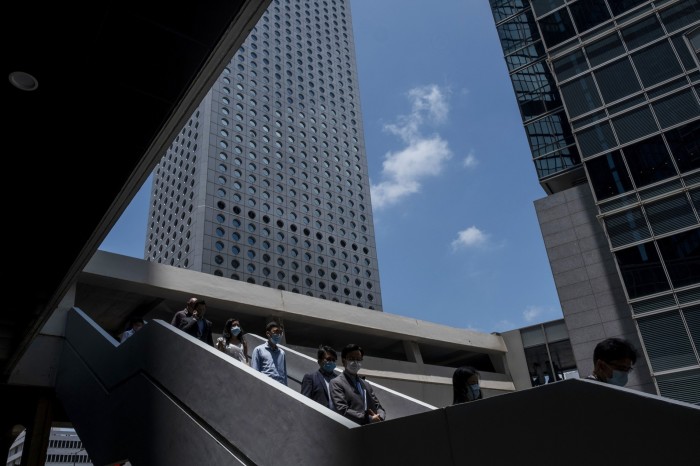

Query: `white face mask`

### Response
(345, 360, 362, 375)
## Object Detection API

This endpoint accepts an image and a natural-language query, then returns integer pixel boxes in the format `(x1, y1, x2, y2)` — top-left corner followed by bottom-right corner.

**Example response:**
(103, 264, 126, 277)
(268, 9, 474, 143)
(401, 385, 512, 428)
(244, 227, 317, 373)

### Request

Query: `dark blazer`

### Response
(170, 309, 191, 328)
(178, 315, 214, 346)
(329, 372, 385, 425)
(301, 369, 337, 408)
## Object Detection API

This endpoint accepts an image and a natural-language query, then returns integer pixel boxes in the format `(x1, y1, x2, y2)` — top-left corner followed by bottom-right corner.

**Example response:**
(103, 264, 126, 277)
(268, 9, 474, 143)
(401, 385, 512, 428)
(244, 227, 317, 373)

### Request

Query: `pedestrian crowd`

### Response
(122, 296, 638, 426)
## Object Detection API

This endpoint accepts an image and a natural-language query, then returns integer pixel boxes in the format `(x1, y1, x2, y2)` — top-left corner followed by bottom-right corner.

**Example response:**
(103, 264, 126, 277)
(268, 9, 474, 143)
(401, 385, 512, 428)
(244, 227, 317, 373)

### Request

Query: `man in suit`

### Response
(171, 297, 198, 328)
(301, 345, 338, 409)
(178, 299, 213, 346)
(330, 343, 385, 425)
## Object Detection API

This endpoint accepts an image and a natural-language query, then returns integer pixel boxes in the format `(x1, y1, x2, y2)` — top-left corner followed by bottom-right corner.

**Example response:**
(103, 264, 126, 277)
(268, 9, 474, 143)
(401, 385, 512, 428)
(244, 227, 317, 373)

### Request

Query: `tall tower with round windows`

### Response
(146, 0, 383, 310)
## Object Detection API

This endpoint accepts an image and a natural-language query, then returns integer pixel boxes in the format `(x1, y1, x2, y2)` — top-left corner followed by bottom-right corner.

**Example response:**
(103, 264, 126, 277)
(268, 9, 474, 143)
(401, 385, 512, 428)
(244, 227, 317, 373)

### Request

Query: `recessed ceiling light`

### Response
(9, 71, 39, 91)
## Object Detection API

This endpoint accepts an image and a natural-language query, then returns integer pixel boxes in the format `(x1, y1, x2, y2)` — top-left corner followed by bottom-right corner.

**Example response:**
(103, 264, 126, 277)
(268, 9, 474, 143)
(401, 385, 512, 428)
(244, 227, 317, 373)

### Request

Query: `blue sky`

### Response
(100, 0, 563, 332)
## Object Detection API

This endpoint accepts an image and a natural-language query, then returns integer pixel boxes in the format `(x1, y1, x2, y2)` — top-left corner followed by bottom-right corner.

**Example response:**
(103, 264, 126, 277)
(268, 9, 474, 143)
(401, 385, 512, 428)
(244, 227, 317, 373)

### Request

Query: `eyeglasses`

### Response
(604, 361, 634, 373)
(346, 358, 363, 362)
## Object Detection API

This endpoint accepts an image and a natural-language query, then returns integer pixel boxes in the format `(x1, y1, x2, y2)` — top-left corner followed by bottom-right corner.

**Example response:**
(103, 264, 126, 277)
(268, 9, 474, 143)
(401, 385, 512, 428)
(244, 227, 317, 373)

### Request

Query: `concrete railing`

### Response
(57, 308, 699, 466)
(56, 308, 430, 466)
(57, 308, 359, 466)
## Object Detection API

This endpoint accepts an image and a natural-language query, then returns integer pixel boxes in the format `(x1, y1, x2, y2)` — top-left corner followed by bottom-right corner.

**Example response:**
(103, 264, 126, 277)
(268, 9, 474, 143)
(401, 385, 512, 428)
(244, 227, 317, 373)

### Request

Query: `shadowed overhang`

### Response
(2, 0, 271, 381)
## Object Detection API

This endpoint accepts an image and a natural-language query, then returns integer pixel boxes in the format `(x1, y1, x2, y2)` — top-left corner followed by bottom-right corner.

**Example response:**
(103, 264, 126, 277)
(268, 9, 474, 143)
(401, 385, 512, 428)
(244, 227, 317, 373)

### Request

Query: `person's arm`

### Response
(250, 347, 261, 372)
(170, 312, 180, 327)
(301, 373, 313, 398)
(216, 337, 225, 351)
(243, 340, 249, 363)
(365, 382, 385, 421)
(180, 316, 198, 334)
(330, 378, 365, 424)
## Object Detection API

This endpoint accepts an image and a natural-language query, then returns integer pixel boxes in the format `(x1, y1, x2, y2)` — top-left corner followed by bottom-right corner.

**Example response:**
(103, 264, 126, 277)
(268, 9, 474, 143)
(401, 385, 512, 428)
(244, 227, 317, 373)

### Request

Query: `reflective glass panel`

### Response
(497, 10, 540, 54)
(569, 0, 611, 33)
(608, 0, 647, 17)
(530, 0, 565, 17)
(539, 9, 577, 49)
(623, 135, 677, 188)
(560, 74, 602, 117)
(490, 0, 528, 23)
(553, 49, 588, 81)
(664, 120, 700, 173)
(621, 15, 664, 51)
(594, 58, 641, 103)
(657, 228, 700, 289)
(632, 41, 684, 88)
(586, 150, 634, 201)
(615, 242, 670, 298)
(525, 111, 575, 157)
(586, 32, 626, 67)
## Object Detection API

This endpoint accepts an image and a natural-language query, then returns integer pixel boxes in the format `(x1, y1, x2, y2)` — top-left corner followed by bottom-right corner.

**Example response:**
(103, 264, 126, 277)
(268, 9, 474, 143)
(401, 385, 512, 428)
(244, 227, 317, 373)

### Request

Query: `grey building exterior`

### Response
(490, 0, 700, 404)
(502, 319, 581, 390)
(145, 0, 383, 310)
(6, 428, 92, 466)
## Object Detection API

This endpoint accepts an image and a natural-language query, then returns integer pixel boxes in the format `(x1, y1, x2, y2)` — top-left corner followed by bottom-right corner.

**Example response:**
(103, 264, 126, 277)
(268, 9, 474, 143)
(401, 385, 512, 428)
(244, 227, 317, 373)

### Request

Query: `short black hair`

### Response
(266, 321, 282, 332)
(317, 345, 337, 362)
(593, 338, 638, 364)
(341, 343, 363, 359)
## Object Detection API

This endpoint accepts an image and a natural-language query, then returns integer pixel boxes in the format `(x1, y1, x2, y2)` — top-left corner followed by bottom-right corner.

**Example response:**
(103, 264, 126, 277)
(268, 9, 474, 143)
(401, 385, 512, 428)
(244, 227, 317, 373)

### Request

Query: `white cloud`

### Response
(522, 305, 560, 323)
(408, 85, 449, 123)
(371, 85, 453, 209)
(451, 226, 488, 250)
(523, 306, 543, 322)
(462, 152, 478, 169)
(493, 320, 516, 332)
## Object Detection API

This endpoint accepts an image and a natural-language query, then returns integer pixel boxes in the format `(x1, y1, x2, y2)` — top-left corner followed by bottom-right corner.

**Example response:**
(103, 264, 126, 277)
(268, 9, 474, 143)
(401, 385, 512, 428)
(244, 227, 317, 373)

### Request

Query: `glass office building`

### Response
(490, 0, 699, 403)
(145, 0, 383, 310)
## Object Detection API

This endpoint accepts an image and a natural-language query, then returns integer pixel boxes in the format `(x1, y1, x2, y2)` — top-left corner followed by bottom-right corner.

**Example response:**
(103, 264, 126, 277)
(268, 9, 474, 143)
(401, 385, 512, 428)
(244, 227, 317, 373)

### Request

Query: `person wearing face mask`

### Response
(586, 338, 637, 387)
(301, 345, 338, 409)
(251, 321, 287, 385)
(329, 344, 385, 425)
(216, 318, 249, 364)
(452, 366, 483, 404)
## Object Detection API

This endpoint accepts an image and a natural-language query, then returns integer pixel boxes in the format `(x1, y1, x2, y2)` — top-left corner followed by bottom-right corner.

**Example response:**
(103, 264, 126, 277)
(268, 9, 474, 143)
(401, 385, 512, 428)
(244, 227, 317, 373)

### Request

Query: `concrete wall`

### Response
(501, 328, 535, 390)
(535, 185, 655, 393)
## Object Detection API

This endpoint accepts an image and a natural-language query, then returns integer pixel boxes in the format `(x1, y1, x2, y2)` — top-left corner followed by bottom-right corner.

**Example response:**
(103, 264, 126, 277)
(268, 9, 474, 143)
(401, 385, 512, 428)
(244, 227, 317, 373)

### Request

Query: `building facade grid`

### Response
(145, 0, 383, 310)
(490, 0, 700, 404)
